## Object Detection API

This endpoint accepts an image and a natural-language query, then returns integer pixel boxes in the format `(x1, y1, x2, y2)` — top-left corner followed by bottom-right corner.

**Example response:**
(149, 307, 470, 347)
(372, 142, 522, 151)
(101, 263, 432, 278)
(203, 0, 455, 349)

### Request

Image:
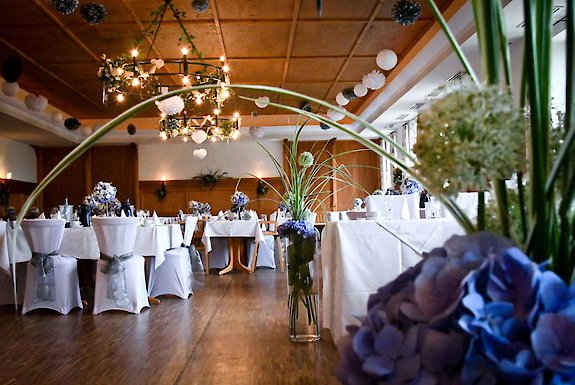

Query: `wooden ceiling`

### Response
(0, 0, 456, 120)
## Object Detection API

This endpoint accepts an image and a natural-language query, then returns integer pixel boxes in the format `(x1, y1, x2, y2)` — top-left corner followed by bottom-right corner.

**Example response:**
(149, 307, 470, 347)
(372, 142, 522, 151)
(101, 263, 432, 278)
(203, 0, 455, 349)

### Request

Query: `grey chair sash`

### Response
(100, 252, 133, 306)
(30, 251, 58, 302)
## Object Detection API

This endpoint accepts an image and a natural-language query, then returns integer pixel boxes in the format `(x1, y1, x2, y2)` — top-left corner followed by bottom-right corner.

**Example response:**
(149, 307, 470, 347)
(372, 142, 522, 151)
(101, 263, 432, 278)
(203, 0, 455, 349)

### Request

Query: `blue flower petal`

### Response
(374, 324, 404, 358)
(353, 326, 375, 360)
(362, 354, 394, 377)
(539, 271, 568, 312)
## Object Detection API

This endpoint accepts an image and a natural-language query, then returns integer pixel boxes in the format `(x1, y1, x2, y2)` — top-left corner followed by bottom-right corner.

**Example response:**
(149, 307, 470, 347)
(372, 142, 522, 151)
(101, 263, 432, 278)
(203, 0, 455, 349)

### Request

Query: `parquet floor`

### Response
(0, 270, 340, 385)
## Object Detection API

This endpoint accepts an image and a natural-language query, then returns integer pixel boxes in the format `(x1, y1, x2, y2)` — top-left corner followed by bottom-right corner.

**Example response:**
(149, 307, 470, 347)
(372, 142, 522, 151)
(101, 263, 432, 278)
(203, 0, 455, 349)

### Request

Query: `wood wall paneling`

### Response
(139, 178, 285, 217)
(36, 144, 138, 213)
(0, 178, 37, 218)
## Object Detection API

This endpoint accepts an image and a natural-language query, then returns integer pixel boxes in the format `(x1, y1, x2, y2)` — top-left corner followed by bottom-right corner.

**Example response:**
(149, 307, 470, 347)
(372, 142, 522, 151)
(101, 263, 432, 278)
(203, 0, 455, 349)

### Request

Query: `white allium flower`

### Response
(362, 70, 386, 90)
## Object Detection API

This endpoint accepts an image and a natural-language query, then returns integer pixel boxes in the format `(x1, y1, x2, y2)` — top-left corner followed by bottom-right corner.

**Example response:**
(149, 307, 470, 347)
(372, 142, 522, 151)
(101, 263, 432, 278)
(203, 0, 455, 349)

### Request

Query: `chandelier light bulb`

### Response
(132, 78, 140, 87)
(233, 112, 240, 118)
(160, 131, 167, 141)
(116, 94, 125, 102)
(213, 127, 220, 134)
(214, 108, 220, 115)
(232, 130, 240, 139)
(181, 47, 188, 55)
(182, 126, 189, 135)
(222, 90, 230, 99)
(182, 75, 190, 85)
(117, 68, 124, 75)
(160, 113, 166, 119)
(182, 136, 188, 142)
(222, 65, 229, 73)
(219, 55, 225, 62)
(131, 49, 138, 57)
(195, 97, 202, 105)
(211, 137, 217, 142)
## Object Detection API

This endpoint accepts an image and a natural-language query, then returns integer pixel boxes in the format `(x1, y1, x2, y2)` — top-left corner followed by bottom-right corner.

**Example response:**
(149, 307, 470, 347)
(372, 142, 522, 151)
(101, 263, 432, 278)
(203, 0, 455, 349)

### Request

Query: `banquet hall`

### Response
(0, 0, 571, 384)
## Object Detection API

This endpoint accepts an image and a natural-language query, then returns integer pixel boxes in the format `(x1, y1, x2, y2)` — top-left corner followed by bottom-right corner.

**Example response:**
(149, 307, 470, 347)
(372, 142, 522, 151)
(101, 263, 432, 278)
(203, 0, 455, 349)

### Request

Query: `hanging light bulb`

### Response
(116, 94, 125, 102)
(195, 97, 203, 105)
(131, 49, 138, 57)
(159, 131, 167, 141)
(213, 108, 220, 115)
(132, 78, 140, 87)
(219, 55, 225, 62)
(222, 64, 230, 73)
(182, 75, 190, 85)
(233, 112, 240, 118)
(182, 136, 188, 142)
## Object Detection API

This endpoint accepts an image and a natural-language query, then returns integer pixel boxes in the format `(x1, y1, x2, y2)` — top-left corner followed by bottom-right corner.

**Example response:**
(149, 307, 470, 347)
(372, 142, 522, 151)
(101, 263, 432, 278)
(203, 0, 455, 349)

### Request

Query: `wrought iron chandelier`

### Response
(97, 0, 240, 143)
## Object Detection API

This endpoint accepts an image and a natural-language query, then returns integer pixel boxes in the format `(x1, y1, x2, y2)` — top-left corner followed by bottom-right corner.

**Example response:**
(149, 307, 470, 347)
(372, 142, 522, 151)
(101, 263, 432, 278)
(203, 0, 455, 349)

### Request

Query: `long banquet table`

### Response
(321, 218, 465, 342)
(0, 223, 183, 274)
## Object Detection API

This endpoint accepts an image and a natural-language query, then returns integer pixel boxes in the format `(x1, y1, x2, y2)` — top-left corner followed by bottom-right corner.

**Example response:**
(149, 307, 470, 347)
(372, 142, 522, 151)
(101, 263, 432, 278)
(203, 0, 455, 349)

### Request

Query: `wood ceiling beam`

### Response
(31, 0, 100, 63)
(209, 0, 228, 58)
(121, 0, 166, 59)
(280, 0, 302, 89)
(322, 0, 385, 103)
(0, 37, 104, 112)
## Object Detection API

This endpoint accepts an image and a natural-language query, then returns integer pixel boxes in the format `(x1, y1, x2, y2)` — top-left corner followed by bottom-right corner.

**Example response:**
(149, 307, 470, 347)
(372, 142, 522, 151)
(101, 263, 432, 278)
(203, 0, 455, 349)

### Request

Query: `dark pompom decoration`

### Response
(80, 3, 107, 25)
(127, 124, 136, 135)
(50, 0, 79, 15)
(298, 100, 312, 112)
(64, 117, 81, 130)
(1, 56, 23, 83)
(342, 88, 357, 101)
(191, 0, 209, 13)
(391, 0, 421, 26)
(320, 122, 331, 130)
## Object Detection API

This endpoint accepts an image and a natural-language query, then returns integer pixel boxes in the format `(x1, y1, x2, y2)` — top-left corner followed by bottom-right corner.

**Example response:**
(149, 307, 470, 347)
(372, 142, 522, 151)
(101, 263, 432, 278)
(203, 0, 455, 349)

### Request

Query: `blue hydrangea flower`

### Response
(277, 219, 316, 239)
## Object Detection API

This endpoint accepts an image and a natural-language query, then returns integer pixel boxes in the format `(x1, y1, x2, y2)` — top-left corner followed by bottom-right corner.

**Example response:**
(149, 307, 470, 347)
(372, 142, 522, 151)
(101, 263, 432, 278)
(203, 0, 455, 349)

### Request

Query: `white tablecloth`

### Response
(321, 218, 465, 342)
(202, 220, 265, 253)
(0, 223, 32, 274)
(0, 224, 183, 271)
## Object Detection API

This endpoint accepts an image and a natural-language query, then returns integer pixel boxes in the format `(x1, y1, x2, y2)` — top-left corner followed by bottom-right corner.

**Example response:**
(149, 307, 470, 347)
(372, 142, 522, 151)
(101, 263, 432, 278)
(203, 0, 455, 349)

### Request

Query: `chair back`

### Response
(182, 215, 199, 247)
(366, 195, 405, 219)
(21, 219, 66, 253)
(92, 217, 138, 257)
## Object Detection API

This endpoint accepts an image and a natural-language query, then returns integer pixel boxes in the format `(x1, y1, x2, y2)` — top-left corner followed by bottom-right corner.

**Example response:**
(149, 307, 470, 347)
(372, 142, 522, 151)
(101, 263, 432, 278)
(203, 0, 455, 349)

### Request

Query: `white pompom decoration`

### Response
(353, 83, 368, 97)
(191, 129, 207, 144)
(1, 81, 19, 97)
(80, 125, 93, 137)
(362, 70, 386, 90)
(376, 49, 398, 71)
(24, 94, 48, 112)
(335, 92, 349, 106)
(255, 96, 270, 109)
(249, 126, 264, 139)
(157, 96, 185, 115)
(50, 111, 63, 123)
(327, 108, 345, 122)
(193, 148, 208, 159)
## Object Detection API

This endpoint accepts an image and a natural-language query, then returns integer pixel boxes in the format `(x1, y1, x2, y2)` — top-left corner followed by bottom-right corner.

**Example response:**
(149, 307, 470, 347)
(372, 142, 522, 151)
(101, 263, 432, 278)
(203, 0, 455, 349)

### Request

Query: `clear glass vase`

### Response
(286, 231, 321, 342)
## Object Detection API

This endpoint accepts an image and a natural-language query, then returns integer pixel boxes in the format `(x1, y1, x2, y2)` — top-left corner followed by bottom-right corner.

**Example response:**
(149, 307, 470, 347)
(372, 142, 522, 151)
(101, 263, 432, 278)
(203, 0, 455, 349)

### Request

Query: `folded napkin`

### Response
(120, 209, 126, 217)
(152, 211, 161, 225)
(39, 212, 46, 219)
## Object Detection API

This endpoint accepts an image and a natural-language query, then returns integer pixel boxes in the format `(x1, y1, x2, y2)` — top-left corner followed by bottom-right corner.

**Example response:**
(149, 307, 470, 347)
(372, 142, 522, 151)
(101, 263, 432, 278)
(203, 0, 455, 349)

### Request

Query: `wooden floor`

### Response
(0, 270, 340, 385)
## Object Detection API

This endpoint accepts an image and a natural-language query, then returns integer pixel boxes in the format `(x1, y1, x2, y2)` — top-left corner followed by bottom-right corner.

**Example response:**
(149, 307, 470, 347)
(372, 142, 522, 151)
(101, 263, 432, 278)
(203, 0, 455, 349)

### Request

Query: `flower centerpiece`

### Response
(230, 191, 249, 214)
(90, 181, 118, 216)
(188, 200, 211, 216)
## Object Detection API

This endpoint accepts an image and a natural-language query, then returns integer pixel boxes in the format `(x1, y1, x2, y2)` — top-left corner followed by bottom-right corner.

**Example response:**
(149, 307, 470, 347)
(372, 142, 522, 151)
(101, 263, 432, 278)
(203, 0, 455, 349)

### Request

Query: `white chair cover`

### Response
(404, 194, 421, 220)
(148, 217, 195, 299)
(366, 195, 407, 219)
(0, 222, 26, 305)
(21, 219, 82, 314)
(92, 217, 149, 314)
(247, 235, 276, 269)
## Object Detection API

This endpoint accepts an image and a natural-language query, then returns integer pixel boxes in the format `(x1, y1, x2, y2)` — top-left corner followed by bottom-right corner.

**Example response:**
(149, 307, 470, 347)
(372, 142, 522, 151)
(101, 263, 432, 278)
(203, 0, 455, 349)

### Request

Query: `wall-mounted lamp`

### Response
(156, 176, 167, 200)
(0, 174, 9, 207)
(5, 172, 12, 179)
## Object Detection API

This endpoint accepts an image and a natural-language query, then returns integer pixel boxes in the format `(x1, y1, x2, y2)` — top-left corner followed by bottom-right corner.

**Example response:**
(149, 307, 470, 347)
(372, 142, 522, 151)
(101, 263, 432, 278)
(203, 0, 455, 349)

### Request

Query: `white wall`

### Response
(0, 136, 37, 182)
(138, 140, 284, 181)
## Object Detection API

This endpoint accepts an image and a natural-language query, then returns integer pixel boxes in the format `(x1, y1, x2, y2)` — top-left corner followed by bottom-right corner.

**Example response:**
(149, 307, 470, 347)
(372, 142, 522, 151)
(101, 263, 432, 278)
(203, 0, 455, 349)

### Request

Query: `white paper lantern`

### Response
(255, 96, 270, 109)
(50, 111, 63, 123)
(24, 94, 48, 112)
(376, 49, 398, 71)
(191, 129, 207, 144)
(353, 83, 368, 97)
(1, 81, 19, 97)
(335, 92, 349, 106)
(327, 108, 345, 122)
(362, 70, 386, 90)
(157, 96, 185, 115)
(193, 148, 208, 159)
(80, 125, 93, 137)
(249, 126, 265, 139)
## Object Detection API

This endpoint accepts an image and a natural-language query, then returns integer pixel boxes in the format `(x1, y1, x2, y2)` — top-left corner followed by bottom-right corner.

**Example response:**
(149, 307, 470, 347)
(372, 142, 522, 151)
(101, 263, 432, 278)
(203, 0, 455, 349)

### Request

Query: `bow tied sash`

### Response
(100, 252, 133, 306)
(30, 251, 58, 302)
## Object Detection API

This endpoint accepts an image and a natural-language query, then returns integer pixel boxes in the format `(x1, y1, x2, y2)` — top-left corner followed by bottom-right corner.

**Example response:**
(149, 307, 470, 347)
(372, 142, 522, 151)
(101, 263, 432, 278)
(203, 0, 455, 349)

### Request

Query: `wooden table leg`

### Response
(219, 238, 252, 275)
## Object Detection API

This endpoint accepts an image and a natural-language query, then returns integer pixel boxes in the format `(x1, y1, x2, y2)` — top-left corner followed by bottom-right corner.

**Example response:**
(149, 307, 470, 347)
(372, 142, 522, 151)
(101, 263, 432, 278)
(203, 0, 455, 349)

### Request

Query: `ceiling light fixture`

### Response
(97, 0, 235, 145)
